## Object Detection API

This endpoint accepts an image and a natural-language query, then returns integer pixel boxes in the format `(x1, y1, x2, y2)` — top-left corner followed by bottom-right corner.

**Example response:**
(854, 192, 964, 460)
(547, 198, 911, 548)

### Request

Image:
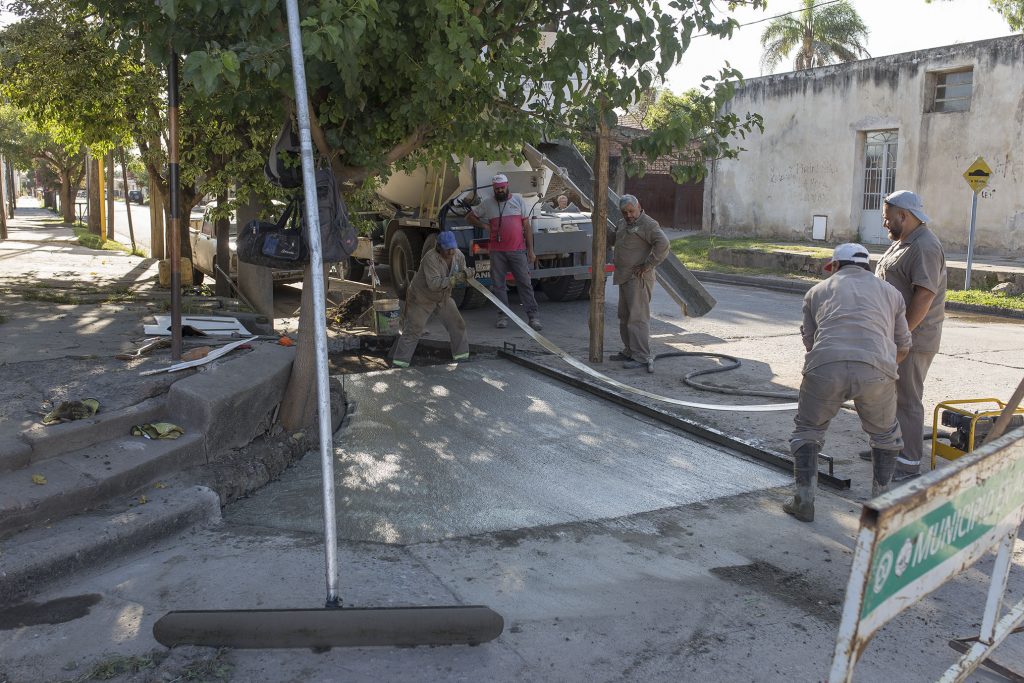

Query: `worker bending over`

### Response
(392, 231, 471, 368)
(786, 243, 912, 522)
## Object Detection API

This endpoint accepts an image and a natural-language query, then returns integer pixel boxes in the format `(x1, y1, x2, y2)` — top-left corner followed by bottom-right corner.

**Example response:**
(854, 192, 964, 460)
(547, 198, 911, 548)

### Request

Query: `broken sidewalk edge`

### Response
(0, 485, 221, 606)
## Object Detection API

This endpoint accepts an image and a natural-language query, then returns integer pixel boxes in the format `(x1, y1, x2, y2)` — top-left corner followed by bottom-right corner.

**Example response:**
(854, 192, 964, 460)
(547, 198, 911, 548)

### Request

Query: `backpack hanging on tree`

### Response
(308, 167, 358, 262)
(236, 200, 308, 269)
(265, 117, 358, 262)
(264, 119, 303, 189)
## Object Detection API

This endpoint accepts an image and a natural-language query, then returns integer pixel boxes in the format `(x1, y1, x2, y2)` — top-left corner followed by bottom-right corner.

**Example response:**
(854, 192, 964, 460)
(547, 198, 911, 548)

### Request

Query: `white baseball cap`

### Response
(491, 173, 509, 187)
(824, 242, 871, 272)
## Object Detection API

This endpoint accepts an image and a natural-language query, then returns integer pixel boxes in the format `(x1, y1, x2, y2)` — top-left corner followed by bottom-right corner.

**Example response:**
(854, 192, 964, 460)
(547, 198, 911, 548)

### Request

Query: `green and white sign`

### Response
(830, 428, 1024, 683)
(861, 454, 1024, 630)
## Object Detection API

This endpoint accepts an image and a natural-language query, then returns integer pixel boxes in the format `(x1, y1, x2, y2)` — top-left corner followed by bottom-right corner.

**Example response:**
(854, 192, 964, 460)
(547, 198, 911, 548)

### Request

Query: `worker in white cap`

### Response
(786, 243, 912, 522)
(392, 231, 471, 368)
(608, 194, 669, 373)
(865, 190, 946, 482)
(466, 173, 542, 331)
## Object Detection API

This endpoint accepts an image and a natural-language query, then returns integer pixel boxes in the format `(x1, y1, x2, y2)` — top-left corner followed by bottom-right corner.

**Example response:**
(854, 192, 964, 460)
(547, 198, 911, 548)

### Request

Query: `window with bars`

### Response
(862, 131, 898, 211)
(932, 69, 973, 113)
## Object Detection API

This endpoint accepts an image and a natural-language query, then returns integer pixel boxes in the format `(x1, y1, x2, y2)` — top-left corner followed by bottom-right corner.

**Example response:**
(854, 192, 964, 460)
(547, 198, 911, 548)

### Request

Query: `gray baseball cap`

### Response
(884, 190, 930, 224)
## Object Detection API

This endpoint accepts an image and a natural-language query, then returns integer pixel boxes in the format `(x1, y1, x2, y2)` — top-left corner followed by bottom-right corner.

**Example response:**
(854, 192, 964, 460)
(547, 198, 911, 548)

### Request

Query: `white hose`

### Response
(466, 277, 798, 413)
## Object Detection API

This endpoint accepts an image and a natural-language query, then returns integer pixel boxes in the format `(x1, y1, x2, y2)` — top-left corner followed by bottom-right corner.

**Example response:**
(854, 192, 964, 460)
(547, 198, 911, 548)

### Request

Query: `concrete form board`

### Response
(226, 360, 788, 544)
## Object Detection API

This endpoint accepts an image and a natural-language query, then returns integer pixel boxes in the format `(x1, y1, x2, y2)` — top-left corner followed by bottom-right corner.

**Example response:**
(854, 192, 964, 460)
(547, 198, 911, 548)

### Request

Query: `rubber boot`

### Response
(871, 447, 898, 497)
(783, 444, 819, 522)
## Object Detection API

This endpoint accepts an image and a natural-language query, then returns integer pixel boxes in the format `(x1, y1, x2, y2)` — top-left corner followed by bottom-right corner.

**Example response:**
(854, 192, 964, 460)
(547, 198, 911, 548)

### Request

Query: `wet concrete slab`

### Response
(226, 360, 789, 543)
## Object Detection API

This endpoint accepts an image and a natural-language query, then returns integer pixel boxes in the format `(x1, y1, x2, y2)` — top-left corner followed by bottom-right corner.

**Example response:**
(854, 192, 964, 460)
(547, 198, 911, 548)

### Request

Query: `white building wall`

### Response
(706, 35, 1024, 255)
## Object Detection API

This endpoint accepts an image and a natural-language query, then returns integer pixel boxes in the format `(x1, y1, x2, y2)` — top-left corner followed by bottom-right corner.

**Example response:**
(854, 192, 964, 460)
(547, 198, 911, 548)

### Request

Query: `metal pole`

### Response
(589, 112, 610, 363)
(284, 0, 340, 607)
(168, 49, 183, 360)
(119, 147, 137, 253)
(965, 192, 978, 290)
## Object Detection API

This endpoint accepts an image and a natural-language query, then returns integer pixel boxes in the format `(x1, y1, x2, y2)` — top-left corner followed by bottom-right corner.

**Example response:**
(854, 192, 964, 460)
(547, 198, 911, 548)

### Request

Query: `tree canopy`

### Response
(40, 0, 768, 187)
(759, 0, 869, 73)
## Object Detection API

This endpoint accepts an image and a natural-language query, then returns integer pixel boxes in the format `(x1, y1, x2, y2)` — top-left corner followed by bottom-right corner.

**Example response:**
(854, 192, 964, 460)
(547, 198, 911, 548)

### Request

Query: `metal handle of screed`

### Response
(285, 0, 340, 607)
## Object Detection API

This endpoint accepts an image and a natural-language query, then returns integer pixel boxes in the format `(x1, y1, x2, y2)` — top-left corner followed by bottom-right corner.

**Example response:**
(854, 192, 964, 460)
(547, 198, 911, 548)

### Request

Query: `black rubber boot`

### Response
(783, 444, 819, 522)
(871, 448, 899, 497)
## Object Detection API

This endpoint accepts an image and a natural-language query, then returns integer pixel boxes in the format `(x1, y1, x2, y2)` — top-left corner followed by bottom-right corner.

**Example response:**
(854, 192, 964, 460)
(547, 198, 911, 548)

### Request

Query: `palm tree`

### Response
(760, 0, 870, 73)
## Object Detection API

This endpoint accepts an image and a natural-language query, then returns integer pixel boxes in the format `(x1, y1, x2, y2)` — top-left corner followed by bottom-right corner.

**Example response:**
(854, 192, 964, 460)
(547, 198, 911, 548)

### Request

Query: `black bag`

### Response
(236, 201, 307, 269)
(264, 120, 302, 189)
(310, 167, 359, 261)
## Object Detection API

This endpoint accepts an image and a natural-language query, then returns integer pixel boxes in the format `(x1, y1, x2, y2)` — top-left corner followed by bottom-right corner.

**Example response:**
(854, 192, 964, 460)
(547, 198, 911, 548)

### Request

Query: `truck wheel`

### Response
(541, 275, 586, 301)
(455, 284, 488, 310)
(389, 229, 424, 299)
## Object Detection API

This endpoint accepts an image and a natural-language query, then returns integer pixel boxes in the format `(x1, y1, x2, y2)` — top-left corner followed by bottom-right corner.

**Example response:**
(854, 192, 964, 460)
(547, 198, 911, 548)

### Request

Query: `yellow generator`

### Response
(931, 398, 1024, 468)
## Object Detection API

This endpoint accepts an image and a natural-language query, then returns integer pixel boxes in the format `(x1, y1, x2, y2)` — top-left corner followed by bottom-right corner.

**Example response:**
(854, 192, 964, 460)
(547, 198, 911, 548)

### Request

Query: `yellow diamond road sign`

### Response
(963, 156, 992, 193)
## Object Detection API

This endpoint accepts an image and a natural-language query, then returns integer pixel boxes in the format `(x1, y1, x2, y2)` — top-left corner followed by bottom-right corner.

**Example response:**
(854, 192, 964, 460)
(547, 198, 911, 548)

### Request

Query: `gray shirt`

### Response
(609, 212, 670, 286)
(875, 225, 946, 353)
(408, 248, 467, 306)
(801, 266, 912, 379)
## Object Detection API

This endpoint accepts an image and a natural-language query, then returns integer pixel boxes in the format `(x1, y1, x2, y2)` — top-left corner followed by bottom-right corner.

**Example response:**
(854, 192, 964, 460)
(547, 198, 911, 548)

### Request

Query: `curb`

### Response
(0, 485, 221, 605)
(691, 270, 1024, 321)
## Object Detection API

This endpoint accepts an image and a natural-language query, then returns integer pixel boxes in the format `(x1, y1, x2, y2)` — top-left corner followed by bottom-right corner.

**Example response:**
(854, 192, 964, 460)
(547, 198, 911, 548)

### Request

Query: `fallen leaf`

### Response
(278, 336, 295, 347)
(31, 474, 47, 485)
(138, 495, 148, 504)
(153, 482, 168, 489)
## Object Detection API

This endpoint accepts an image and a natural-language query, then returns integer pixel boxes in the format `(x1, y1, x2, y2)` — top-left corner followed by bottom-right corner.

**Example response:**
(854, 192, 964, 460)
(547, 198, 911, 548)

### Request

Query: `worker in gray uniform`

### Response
(786, 243, 912, 522)
(608, 195, 670, 373)
(392, 231, 471, 368)
(869, 190, 946, 482)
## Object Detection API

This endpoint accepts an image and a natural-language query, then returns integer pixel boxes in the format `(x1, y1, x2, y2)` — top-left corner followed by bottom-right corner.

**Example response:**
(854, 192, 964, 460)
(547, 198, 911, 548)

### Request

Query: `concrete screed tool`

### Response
(152, 0, 503, 649)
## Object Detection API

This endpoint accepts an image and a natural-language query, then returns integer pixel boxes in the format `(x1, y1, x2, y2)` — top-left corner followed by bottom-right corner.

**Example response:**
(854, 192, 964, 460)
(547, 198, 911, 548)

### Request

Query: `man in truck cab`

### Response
(467, 173, 543, 331)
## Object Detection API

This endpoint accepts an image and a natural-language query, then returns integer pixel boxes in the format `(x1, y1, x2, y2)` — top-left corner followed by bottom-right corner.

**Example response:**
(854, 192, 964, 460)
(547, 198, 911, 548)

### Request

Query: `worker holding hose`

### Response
(786, 243, 912, 522)
(391, 231, 471, 368)
(608, 194, 670, 373)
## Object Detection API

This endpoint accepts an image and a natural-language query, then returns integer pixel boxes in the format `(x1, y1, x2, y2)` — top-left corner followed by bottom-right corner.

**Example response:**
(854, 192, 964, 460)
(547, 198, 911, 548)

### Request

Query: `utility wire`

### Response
(694, 0, 843, 38)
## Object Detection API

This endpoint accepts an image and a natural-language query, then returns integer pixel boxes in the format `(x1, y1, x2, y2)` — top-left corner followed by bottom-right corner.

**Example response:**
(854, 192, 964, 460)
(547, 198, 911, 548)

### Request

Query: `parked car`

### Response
(188, 204, 303, 285)
(127, 190, 144, 204)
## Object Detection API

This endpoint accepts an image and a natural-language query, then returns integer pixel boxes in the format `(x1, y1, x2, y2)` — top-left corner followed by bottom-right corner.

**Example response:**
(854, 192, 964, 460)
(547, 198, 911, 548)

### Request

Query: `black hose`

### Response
(653, 351, 800, 401)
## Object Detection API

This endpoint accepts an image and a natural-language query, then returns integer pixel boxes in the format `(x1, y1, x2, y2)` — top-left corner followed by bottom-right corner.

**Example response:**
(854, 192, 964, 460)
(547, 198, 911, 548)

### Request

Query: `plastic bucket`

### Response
(373, 298, 401, 335)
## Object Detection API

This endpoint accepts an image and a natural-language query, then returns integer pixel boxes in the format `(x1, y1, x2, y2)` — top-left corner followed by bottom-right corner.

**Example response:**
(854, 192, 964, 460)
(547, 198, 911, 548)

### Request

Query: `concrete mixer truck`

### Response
(351, 141, 611, 309)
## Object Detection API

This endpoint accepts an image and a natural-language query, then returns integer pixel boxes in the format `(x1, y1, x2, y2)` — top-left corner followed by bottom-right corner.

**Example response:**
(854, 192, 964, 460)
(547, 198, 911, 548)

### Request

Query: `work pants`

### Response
(490, 250, 539, 318)
(392, 294, 468, 364)
(790, 361, 903, 453)
(895, 351, 936, 472)
(617, 277, 653, 363)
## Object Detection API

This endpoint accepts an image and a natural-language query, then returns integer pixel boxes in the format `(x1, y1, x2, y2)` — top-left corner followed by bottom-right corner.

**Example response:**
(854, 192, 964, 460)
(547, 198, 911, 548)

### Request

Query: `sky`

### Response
(665, 0, 1018, 93)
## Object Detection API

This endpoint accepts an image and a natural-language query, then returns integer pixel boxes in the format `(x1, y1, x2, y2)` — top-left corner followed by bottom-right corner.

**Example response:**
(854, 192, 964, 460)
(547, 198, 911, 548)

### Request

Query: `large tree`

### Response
(30, 0, 769, 428)
(0, 105, 85, 224)
(759, 0, 869, 73)
(1, 2, 285, 257)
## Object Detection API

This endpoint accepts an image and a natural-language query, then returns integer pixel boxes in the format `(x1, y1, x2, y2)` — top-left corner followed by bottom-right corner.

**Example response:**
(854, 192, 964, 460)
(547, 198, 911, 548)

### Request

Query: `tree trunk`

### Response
(280, 265, 319, 431)
(0, 156, 8, 240)
(60, 173, 75, 224)
(88, 156, 101, 235)
(215, 190, 230, 297)
(106, 152, 116, 240)
(5, 162, 16, 218)
(148, 170, 165, 260)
